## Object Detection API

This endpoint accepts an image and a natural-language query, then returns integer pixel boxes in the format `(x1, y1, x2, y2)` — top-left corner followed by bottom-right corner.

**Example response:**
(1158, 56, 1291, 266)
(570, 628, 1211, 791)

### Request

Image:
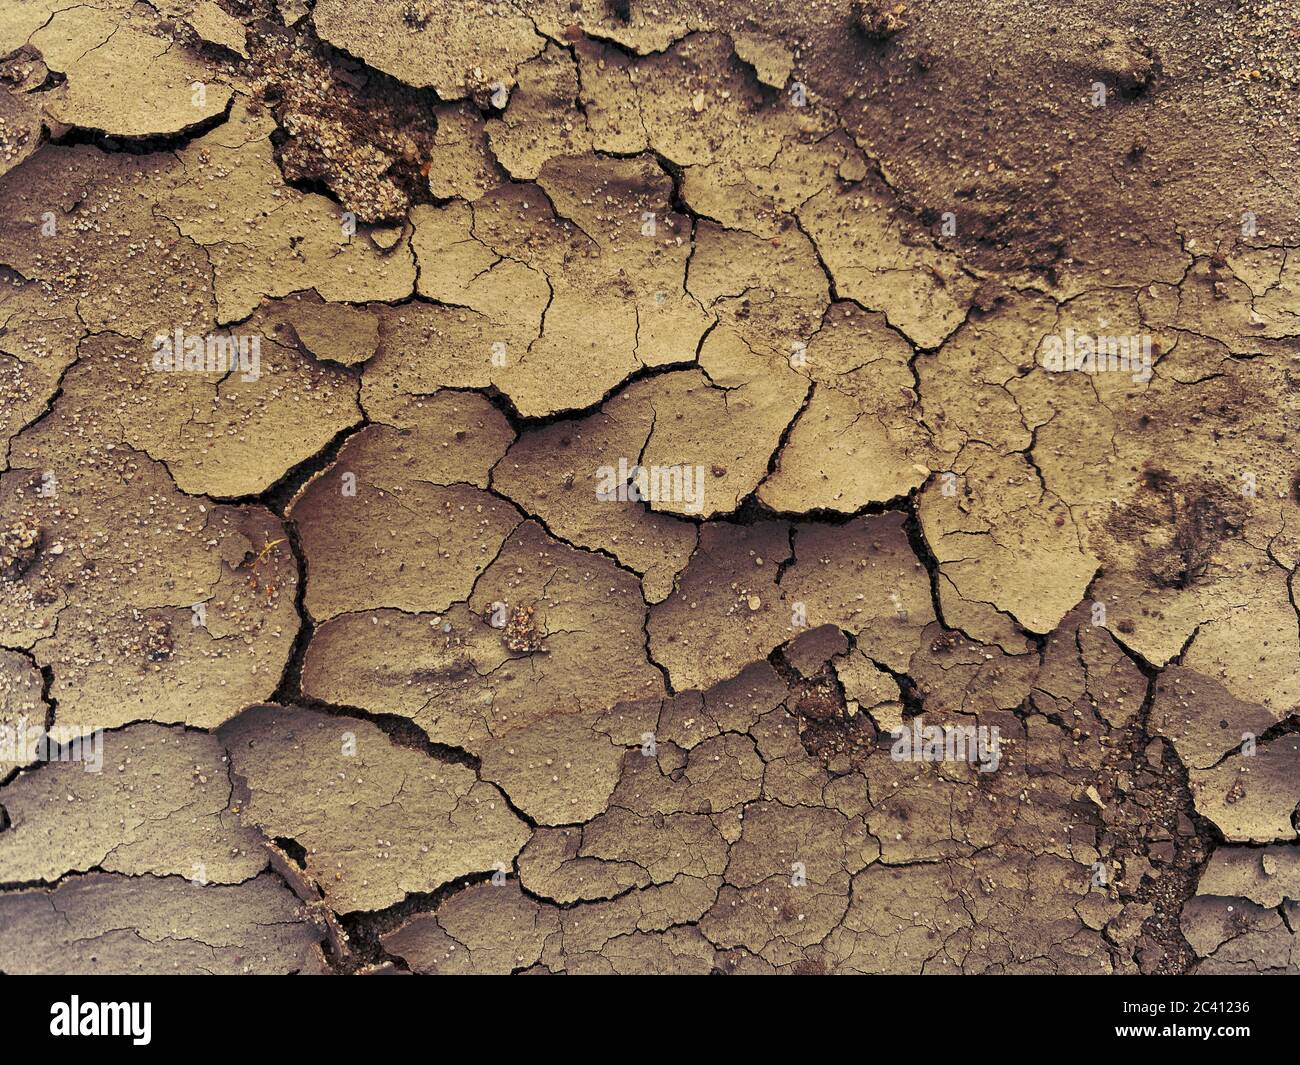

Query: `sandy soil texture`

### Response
(1, 0, 1298, 974)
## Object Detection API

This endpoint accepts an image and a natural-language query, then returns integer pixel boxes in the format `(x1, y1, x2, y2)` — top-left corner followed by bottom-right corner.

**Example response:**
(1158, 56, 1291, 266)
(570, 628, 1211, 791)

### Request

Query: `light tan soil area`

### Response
(1, 0, 1298, 974)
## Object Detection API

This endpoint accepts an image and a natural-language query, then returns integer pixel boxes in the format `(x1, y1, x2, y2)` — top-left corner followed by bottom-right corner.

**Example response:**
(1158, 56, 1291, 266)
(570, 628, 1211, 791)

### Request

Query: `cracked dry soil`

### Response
(0, 0, 1297, 976)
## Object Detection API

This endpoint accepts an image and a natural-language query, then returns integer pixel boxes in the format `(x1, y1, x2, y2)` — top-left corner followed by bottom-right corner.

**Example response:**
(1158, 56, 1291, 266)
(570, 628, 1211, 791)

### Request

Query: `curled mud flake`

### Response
(1189, 738, 1300, 844)
(382, 881, 560, 975)
(730, 32, 794, 90)
(265, 295, 380, 367)
(184, 1, 250, 58)
(0, 723, 270, 884)
(219, 704, 529, 913)
(0, 84, 42, 178)
(0, 873, 328, 975)
(312, 0, 545, 100)
(26, 7, 234, 138)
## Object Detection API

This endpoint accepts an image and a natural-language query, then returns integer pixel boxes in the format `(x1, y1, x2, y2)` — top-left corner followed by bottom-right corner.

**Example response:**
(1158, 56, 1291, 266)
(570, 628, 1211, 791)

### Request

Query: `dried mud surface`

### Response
(1, 0, 1298, 975)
